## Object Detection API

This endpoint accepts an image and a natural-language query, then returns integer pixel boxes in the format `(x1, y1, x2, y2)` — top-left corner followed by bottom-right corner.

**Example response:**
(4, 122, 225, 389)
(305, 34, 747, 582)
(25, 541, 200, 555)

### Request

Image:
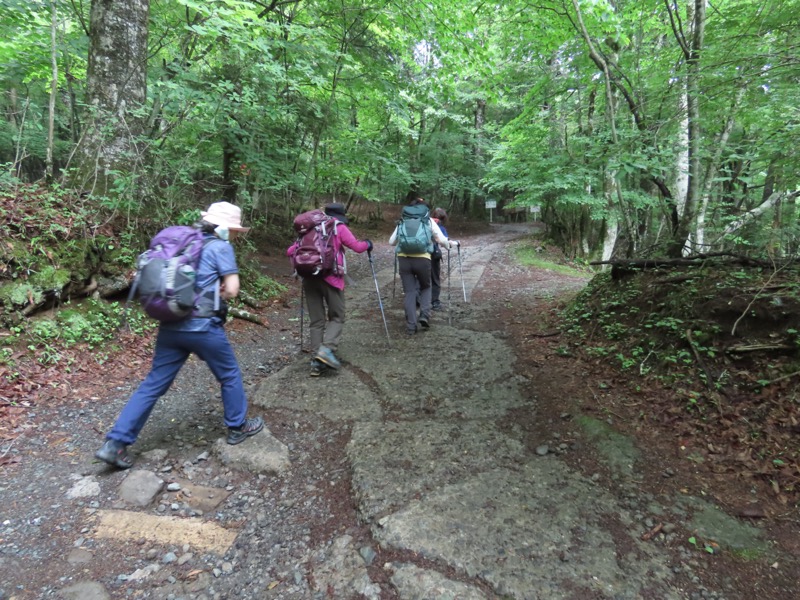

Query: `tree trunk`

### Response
(674, 84, 689, 219)
(695, 87, 745, 251)
(571, 0, 629, 261)
(69, 0, 151, 197)
(46, 0, 58, 182)
(668, 0, 706, 256)
(474, 97, 486, 172)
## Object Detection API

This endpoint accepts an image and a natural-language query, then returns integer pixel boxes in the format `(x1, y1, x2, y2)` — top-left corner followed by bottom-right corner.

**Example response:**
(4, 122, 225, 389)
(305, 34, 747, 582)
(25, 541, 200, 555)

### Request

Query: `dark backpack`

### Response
(127, 226, 214, 322)
(290, 209, 339, 277)
(396, 204, 433, 254)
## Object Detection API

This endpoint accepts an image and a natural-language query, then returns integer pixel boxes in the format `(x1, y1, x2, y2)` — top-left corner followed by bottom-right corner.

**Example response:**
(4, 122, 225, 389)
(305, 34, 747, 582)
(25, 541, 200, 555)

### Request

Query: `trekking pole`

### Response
(447, 247, 452, 326)
(368, 251, 391, 346)
(299, 280, 305, 353)
(457, 244, 467, 302)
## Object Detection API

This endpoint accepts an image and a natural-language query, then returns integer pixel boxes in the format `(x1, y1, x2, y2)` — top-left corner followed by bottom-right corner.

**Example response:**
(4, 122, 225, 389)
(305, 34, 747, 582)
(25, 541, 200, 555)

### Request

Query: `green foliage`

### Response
(513, 244, 591, 278)
(1, 299, 155, 371)
(1, 0, 799, 263)
(0, 183, 131, 319)
(562, 268, 713, 384)
(563, 264, 800, 405)
(238, 263, 287, 302)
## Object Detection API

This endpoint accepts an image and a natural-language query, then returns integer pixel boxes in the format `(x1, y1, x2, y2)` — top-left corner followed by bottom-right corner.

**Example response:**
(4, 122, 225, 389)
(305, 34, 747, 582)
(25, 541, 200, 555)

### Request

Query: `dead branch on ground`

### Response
(726, 343, 795, 353)
(229, 306, 269, 327)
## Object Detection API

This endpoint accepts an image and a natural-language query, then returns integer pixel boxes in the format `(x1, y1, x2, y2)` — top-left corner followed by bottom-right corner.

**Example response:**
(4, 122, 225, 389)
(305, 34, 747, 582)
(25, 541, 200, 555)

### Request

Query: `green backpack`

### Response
(396, 204, 433, 254)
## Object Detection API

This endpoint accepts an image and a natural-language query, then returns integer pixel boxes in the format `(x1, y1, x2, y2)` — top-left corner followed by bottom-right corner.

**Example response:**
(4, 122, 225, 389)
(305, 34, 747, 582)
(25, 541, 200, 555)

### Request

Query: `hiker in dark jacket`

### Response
(286, 203, 372, 376)
(430, 207, 448, 310)
(95, 202, 264, 469)
(389, 198, 459, 335)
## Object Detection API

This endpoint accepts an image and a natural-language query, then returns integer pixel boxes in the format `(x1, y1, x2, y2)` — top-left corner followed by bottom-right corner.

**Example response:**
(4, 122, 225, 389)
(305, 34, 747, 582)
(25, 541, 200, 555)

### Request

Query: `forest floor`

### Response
(0, 220, 799, 599)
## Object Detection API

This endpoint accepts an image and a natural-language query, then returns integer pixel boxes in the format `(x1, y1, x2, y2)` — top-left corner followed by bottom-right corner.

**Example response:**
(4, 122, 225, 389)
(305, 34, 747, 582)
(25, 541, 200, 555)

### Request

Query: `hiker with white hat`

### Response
(96, 201, 264, 469)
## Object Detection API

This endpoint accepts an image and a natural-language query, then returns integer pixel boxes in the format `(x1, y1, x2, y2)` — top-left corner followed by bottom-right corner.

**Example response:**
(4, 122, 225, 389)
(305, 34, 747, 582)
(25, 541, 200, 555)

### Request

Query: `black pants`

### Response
(399, 256, 431, 331)
(431, 256, 443, 305)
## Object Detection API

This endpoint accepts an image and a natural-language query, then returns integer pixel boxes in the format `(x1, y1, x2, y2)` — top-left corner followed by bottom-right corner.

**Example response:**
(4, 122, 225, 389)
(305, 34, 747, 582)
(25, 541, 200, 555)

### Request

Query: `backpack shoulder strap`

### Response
(199, 236, 226, 311)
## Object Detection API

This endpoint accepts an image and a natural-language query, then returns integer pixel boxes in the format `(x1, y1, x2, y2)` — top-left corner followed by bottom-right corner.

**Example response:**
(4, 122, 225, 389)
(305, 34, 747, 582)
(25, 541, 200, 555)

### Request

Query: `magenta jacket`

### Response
(286, 221, 369, 290)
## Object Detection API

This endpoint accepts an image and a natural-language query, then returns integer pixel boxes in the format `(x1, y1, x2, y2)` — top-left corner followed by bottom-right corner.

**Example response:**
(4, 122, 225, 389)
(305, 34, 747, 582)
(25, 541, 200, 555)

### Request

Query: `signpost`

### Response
(485, 198, 497, 223)
(529, 205, 541, 221)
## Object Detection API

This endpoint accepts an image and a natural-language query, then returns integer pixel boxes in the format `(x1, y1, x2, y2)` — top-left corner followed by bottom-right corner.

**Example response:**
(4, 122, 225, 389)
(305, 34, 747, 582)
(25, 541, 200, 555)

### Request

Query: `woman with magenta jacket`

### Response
(287, 203, 372, 376)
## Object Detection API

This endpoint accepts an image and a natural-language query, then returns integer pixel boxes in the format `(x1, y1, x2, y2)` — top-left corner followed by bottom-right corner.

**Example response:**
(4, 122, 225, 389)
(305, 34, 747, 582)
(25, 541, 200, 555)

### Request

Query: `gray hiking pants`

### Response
(399, 256, 431, 332)
(302, 277, 346, 352)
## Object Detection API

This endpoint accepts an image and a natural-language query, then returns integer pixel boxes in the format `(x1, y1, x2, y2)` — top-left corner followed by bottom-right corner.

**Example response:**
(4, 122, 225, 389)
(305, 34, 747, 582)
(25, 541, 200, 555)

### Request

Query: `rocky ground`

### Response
(0, 222, 798, 599)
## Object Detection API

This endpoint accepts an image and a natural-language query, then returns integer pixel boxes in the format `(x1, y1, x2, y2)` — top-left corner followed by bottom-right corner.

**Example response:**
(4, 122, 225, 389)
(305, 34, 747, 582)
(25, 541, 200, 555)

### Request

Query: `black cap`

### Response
(324, 203, 349, 224)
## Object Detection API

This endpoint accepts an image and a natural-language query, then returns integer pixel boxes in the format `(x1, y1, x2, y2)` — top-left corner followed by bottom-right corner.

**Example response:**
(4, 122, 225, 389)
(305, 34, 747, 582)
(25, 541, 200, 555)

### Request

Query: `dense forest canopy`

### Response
(2, 0, 799, 259)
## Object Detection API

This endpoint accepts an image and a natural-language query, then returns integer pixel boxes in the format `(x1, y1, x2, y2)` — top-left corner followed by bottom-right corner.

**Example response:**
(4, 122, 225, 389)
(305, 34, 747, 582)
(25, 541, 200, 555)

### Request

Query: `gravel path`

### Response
(0, 223, 772, 599)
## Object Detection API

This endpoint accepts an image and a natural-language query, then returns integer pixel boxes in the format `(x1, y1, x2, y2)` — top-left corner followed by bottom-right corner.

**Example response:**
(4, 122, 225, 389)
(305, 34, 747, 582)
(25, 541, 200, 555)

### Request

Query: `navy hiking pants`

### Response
(107, 324, 247, 445)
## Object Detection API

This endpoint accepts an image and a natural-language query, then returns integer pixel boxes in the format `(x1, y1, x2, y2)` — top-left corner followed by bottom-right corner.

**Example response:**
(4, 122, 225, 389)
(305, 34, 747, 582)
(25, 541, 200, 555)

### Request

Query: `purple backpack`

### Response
(290, 209, 339, 277)
(128, 226, 207, 322)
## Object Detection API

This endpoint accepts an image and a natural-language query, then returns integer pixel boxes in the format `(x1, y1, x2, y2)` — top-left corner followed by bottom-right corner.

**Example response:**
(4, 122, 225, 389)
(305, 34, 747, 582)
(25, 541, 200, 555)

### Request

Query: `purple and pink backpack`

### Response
(127, 226, 208, 322)
(290, 209, 340, 277)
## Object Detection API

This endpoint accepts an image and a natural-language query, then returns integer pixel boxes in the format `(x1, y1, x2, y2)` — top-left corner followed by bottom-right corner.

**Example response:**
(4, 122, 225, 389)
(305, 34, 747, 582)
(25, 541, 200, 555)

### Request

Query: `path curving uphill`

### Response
(2, 222, 776, 599)
(253, 223, 683, 599)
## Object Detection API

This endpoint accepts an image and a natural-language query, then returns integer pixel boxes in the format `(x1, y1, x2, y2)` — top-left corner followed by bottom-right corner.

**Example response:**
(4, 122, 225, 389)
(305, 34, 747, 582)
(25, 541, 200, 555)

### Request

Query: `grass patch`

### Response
(513, 245, 591, 278)
(729, 548, 768, 561)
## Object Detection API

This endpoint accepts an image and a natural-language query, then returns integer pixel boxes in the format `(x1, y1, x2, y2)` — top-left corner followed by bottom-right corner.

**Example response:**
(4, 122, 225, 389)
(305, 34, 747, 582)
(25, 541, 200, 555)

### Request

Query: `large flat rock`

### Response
(213, 428, 290, 475)
(349, 420, 526, 521)
(373, 461, 681, 600)
(340, 321, 527, 420)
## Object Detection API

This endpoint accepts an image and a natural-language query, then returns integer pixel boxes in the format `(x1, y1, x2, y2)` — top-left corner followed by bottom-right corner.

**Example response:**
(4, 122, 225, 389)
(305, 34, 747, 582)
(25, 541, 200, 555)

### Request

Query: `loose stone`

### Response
(535, 445, 549, 456)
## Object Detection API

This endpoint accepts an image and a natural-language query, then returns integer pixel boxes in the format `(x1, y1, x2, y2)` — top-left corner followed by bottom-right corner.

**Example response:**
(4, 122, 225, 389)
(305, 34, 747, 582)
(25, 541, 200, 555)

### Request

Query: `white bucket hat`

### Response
(201, 201, 251, 232)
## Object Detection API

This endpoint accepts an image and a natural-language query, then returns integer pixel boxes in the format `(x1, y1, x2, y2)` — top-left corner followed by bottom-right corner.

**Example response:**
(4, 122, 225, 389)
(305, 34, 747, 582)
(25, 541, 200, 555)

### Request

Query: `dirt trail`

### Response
(0, 223, 790, 599)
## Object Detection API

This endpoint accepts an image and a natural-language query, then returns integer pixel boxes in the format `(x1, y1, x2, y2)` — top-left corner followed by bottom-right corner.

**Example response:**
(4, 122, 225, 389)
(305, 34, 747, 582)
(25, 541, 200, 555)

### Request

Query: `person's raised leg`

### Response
(98, 329, 189, 467)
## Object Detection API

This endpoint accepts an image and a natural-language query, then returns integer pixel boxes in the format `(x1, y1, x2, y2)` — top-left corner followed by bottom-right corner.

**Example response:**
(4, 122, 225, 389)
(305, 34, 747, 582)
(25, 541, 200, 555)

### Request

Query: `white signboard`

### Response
(529, 205, 541, 213)
(485, 199, 497, 209)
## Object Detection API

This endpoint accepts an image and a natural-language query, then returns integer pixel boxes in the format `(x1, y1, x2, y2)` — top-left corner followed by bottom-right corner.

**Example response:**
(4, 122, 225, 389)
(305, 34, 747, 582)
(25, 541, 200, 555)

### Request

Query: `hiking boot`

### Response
(310, 359, 327, 377)
(227, 416, 264, 445)
(406, 326, 417, 335)
(431, 301, 442, 310)
(419, 314, 430, 329)
(95, 439, 134, 469)
(315, 346, 341, 370)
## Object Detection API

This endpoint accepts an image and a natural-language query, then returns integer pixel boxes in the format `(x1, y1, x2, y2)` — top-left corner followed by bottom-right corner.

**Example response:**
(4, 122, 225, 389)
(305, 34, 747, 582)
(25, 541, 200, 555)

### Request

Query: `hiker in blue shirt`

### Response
(389, 198, 459, 335)
(95, 202, 264, 469)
